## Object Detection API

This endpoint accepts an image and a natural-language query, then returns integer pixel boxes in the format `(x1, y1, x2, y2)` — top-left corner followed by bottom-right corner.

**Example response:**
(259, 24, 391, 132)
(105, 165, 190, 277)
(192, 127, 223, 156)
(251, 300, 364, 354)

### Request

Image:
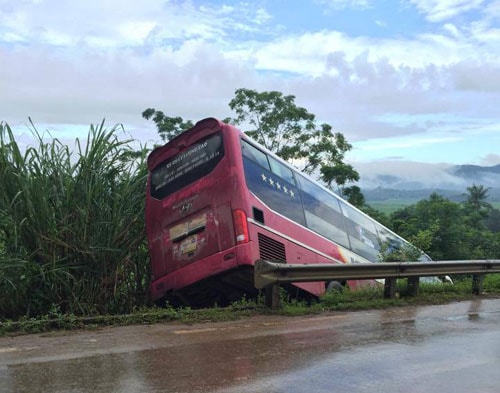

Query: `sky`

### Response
(1, 0, 500, 188)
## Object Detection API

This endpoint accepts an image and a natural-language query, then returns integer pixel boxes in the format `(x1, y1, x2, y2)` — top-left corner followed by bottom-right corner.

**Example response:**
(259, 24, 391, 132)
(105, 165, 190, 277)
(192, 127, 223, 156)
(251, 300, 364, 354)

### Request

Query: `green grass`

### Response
(2, 275, 499, 336)
(368, 200, 416, 215)
(0, 121, 150, 319)
(370, 200, 500, 215)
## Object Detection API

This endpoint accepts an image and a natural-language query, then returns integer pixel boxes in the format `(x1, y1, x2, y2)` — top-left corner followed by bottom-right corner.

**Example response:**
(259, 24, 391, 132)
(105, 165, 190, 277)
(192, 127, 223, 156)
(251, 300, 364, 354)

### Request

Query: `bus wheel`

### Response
(326, 281, 344, 293)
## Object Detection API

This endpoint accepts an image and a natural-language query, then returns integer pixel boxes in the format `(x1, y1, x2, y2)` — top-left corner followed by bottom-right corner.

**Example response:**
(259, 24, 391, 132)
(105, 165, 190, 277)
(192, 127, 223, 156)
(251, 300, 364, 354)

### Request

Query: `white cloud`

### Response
(1, 0, 500, 174)
(409, 0, 486, 22)
(349, 160, 460, 189)
(317, 0, 372, 10)
(117, 21, 157, 45)
(357, 136, 462, 151)
(482, 153, 500, 165)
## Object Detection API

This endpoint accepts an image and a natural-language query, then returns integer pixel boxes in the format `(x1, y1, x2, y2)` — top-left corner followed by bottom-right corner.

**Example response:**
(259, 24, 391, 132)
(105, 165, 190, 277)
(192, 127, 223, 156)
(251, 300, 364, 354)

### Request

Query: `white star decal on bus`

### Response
(260, 173, 296, 198)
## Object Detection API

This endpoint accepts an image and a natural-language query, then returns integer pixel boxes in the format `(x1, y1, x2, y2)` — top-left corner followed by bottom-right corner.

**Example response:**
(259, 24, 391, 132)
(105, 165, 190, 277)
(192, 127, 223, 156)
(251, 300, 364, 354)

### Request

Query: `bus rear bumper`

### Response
(150, 246, 254, 302)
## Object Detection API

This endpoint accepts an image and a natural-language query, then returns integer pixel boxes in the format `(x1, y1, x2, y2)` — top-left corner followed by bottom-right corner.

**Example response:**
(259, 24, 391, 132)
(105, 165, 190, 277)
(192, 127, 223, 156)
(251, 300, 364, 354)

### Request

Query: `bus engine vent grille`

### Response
(258, 233, 286, 262)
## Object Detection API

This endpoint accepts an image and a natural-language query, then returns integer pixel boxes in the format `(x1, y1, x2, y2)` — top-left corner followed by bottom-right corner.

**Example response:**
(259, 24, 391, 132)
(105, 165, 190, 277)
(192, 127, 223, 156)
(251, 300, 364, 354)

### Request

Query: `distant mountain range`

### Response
(450, 164, 500, 179)
(359, 164, 500, 203)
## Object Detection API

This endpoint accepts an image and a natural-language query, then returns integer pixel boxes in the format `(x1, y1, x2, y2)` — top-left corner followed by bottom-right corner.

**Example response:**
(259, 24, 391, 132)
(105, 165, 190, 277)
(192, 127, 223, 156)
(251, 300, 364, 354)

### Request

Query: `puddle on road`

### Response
(1, 328, 346, 393)
(1, 300, 499, 393)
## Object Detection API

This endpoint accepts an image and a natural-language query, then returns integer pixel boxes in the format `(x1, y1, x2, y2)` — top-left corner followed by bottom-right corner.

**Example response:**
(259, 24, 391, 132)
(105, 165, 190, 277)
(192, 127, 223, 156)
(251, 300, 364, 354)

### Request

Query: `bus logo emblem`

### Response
(180, 202, 192, 215)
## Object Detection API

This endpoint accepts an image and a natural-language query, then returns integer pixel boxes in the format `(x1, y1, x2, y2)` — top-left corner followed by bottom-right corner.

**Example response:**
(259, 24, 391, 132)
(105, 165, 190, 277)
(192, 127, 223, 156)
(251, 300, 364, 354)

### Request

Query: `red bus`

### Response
(146, 118, 434, 306)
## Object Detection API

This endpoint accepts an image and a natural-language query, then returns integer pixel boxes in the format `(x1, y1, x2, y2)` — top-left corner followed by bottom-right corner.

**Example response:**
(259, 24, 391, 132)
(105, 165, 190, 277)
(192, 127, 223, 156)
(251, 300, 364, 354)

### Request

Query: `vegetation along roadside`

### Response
(1, 275, 500, 336)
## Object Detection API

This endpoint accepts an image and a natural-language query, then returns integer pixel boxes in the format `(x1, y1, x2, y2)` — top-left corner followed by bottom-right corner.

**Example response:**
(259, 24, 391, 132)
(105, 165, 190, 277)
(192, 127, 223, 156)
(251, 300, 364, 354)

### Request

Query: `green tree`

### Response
(464, 184, 492, 211)
(390, 191, 500, 260)
(390, 193, 469, 260)
(342, 185, 365, 207)
(462, 184, 492, 229)
(484, 208, 500, 233)
(227, 88, 359, 190)
(142, 109, 194, 142)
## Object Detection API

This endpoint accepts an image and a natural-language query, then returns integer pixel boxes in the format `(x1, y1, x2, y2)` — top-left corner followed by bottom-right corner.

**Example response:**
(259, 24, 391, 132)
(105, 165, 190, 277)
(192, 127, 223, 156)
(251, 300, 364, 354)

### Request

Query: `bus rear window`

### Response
(150, 133, 224, 199)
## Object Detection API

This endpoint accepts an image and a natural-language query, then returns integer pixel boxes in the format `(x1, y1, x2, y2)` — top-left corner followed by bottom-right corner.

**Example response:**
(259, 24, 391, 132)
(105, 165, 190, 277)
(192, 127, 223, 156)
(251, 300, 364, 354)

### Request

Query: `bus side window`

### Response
(241, 139, 270, 170)
(376, 224, 425, 261)
(340, 201, 380, 262)
(296, 174, 350, 249)
(242, 149, 306, 226)
(268, 156, 296, 185)
(376, 225, 403, 253)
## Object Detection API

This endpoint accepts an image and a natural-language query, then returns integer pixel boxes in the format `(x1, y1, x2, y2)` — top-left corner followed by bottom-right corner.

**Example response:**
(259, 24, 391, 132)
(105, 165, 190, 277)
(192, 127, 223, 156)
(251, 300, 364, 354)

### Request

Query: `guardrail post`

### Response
(265, 283, 281, 309)
(384, 278, 397, 299)
(407, 276, 420, 296)
(472, 274, 485, 295)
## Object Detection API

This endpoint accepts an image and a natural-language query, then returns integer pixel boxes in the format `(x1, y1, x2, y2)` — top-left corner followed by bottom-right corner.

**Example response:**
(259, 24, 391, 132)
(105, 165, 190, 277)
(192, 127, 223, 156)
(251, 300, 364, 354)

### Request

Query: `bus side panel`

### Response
(245, 219, 327, 297)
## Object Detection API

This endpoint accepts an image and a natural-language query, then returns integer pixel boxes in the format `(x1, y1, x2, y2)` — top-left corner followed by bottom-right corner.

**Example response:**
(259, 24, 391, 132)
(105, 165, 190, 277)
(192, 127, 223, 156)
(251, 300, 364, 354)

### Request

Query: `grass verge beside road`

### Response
(1, 275, 500, 336)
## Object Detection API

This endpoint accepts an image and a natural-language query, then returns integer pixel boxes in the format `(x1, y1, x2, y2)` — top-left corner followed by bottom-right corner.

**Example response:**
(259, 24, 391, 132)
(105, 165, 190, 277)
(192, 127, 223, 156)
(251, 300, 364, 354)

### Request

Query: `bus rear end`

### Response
(146, 118, 255, 306)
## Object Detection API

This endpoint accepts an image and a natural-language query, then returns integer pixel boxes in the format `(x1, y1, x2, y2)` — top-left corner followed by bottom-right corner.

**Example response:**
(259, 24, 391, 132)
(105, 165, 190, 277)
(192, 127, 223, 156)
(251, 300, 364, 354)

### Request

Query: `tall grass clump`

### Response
(0, 121, 149, 319)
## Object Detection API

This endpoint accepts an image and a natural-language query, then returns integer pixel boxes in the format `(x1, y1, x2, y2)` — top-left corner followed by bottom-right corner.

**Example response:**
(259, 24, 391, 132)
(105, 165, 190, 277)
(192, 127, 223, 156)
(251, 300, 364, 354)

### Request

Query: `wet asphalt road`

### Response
(1, 299, 500, 393)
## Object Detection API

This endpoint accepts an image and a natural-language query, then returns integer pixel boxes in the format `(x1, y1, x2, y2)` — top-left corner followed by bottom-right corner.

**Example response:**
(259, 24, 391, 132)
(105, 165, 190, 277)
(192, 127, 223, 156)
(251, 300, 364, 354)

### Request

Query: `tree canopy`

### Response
(142, 109, 194, 142)
(389, 192, 500, 260)
(144, 88, 359, 194)
(228, 88, 359, 190)
(462, 184, 493, 229)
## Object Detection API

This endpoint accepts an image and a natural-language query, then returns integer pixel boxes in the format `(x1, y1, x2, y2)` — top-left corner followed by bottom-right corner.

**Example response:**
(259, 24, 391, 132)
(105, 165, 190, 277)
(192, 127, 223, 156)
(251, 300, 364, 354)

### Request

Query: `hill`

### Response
(355, 163, 500, 193)
(359, 164, 500, 212)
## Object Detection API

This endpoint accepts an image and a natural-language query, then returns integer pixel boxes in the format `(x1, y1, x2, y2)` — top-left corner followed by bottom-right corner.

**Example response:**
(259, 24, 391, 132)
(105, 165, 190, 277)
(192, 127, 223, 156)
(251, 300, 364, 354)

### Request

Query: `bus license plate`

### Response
(180, 236, 197, 254)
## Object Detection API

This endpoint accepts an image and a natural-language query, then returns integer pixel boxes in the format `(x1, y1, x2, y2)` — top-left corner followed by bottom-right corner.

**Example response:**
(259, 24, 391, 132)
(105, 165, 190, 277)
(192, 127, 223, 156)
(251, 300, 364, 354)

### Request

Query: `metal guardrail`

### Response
(254, 259, 500, 309)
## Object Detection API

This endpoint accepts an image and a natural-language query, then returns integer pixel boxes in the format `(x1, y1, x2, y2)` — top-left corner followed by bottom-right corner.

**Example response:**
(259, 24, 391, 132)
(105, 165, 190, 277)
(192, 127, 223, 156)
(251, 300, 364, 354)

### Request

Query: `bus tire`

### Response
(326, 281, 343, 293)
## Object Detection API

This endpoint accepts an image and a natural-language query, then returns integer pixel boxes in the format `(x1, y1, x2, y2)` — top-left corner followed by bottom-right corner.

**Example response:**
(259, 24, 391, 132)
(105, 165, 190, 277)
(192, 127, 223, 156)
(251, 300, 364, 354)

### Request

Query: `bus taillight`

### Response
(232, 209, 249, 244)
